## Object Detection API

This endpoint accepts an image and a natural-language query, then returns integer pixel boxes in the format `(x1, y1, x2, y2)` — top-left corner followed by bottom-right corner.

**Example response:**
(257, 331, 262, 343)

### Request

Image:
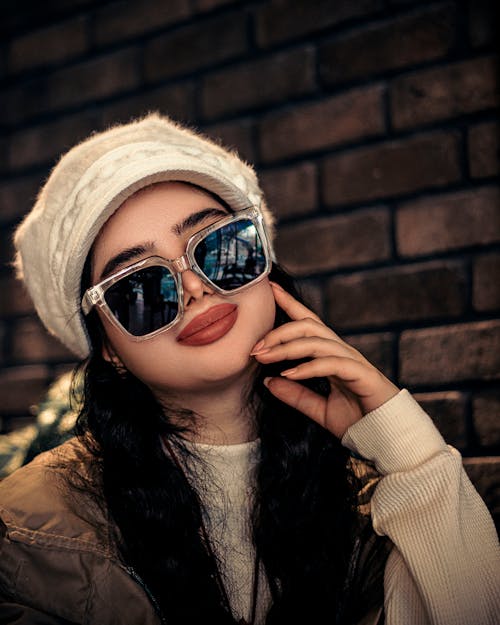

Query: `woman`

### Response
(0, 113, 498, 625)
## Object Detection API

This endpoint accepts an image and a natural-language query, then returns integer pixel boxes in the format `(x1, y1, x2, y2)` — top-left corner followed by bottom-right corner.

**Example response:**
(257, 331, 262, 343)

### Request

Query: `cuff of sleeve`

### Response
(341, 389, 448, 475)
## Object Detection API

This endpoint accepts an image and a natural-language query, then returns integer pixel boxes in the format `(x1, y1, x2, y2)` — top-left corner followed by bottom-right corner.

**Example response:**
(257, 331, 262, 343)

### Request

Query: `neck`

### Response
(154, 372, 259, 445)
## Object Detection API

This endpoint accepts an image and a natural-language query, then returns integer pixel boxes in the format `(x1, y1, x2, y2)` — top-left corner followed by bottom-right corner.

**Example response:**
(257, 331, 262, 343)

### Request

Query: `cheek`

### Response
(96, 279, 277, 391)
(102, 321, 181, 386)
(96, 310, 167, 369)
(239, 280, 276, 342)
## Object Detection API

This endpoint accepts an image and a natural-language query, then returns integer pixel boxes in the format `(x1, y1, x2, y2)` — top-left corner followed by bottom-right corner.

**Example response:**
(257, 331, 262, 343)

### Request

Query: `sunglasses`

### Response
(82, 207, 272, 340)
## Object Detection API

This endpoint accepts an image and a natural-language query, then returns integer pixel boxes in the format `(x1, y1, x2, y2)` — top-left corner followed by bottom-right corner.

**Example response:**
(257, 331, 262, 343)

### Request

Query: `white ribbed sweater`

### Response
(187, 389, 500, 625)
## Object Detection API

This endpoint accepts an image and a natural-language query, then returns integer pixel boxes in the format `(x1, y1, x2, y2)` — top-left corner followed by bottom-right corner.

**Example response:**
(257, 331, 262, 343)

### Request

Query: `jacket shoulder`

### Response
(0, 437, 110, 551)
(0, 440, 160, 624)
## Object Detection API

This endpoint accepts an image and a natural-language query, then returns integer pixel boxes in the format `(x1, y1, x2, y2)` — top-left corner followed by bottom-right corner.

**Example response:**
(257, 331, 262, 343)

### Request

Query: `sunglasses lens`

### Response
(194, 219, 267, 291)
(99, 216, 267, 338)
(104, 266, 178, 336)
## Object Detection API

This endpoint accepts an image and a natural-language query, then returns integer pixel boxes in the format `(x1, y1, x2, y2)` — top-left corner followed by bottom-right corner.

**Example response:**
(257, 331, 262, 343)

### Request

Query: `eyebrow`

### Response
(171, 207, 227, 236)
(99, 208, 228, 281)
(99, 243, 155, 281)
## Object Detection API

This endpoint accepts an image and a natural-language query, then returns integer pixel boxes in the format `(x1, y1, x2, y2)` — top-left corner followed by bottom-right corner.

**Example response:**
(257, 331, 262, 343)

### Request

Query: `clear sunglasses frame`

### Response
(81, 207, 272, 341)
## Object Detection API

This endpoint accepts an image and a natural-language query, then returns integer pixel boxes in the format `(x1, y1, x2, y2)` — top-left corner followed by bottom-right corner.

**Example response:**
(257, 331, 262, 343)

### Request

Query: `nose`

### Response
(181, 269, 214, 308)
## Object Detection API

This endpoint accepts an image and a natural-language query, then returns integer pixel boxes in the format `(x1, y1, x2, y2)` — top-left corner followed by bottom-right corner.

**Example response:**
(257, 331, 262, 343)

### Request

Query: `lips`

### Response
(176, 304, 238, 346)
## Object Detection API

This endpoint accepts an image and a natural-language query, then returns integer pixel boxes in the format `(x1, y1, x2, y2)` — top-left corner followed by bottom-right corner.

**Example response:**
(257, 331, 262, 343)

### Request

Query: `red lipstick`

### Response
(176, 304, 238, 346)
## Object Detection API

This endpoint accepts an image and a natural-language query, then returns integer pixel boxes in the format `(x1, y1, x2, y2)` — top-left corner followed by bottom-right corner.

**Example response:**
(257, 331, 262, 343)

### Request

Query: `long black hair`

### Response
(68, 255, 389, 625)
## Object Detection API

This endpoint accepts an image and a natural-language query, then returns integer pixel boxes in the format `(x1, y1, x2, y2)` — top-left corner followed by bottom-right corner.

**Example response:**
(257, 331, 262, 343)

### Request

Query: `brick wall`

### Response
(0, 1, 498, 517)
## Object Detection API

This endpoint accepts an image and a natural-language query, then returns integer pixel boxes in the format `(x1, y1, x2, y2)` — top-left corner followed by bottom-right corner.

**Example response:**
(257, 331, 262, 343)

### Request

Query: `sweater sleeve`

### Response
(342, 389, 500, 625)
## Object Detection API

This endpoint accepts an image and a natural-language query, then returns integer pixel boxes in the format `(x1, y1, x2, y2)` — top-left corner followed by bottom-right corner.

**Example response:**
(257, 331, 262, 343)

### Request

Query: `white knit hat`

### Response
(14, 113, 275, 359)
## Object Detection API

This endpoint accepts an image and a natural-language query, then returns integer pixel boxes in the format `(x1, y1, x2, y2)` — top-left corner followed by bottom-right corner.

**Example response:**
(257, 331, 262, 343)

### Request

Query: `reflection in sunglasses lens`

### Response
(194, 220, 266, 291)
(105, 218, 266, 336)
(104, 266, 178, 336)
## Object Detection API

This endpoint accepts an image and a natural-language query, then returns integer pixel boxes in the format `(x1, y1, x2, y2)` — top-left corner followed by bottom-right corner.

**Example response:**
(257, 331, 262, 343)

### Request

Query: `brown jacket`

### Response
(0, 438, 383, 625)
(0, 438, 163, 625)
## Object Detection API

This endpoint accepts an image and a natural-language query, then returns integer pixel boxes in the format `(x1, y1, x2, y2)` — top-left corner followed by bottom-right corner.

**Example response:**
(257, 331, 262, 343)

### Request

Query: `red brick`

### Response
(0, 228, 15, 267)
(400, 320, 500, 386)
(0, 47, 5, 80)
(204, 118, 256, 165)
(323, 131, 461, 206)
(385, 0, 429, 5)
(326, 260, 466, 330)
(275, 207, 390, 276)
(0, 323, 4, 367)
(8, 111, 98, 170)
(462, 457, 500, 530)
(259, 162, 318, 221)
(145, 13, 247, 82)
(0, 365, 50, 416)
(468, 0, 495, 47)
(391, 57, 499, 129)
(50, 48, 141, 109)
(11, 317, 73, 363)
(1, 48, 141, 124)
(0, 174, 42, 224)
(343, 332, 395, 380)
(94, 0, 191, 45)
(256, 0, 383, 48)
(1, 82, 42, 126)
(294, 279, 324, 318)
(396, 186, 500, 256)
(0, 138, 8, 174)
(8, 15, 88, 73)
(99, 82, 196, 127)
(201, 47, 315, 119)
(320, 4, 455, 85)
(474, 252, 500, 312)
(0, 276, 34, 317)
(0, 0, 94, 38)
(414, 391, 467, 449)
(468, 121, 500, 178)
(195, 0, 240, 9)
(473, 390, 500, 447)
(259, 85, 385, 162)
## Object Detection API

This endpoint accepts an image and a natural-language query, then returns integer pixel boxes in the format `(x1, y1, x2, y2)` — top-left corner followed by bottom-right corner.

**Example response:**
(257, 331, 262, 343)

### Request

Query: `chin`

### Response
(187, 343, 258, 387)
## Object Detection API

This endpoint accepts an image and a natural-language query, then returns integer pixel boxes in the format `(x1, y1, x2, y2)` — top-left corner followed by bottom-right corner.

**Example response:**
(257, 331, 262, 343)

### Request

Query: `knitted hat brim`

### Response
(17, 143, 270, 359)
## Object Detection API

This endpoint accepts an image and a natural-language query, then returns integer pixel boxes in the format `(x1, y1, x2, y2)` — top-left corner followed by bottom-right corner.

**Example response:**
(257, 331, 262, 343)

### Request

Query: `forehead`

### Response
(99, 181, 226, 240)
(91, 181, 228, 270)
(110, 181, 225, 227)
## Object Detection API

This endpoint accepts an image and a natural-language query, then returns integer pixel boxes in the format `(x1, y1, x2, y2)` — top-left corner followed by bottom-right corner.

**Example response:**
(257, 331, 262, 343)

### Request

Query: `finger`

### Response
(263, 376, 328, 428)
(270, 282, 345, 343)
(270, 282, 323, 324)
(280, 356, 369, 393)
(251, 318, 338, 354)
(281, 358, 401, 416)
(253, 336, 360, 364)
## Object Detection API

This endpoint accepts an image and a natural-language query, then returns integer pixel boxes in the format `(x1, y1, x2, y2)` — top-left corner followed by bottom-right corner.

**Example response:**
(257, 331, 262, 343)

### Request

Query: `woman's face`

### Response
(90, 181, 276, 398)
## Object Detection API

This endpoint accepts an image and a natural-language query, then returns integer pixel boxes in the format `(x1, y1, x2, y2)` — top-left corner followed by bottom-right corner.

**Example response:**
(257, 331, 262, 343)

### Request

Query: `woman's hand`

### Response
(250, 281, 400, 439)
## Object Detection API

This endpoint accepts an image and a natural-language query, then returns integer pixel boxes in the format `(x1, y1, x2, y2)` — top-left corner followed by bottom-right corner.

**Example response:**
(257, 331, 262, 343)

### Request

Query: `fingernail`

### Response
(263, 377, 272, 388)
(250, 347, 271, 356)
(270, 281, 284, 291)
(252, 339, 265, 352)
(281, 368, 297, 376)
